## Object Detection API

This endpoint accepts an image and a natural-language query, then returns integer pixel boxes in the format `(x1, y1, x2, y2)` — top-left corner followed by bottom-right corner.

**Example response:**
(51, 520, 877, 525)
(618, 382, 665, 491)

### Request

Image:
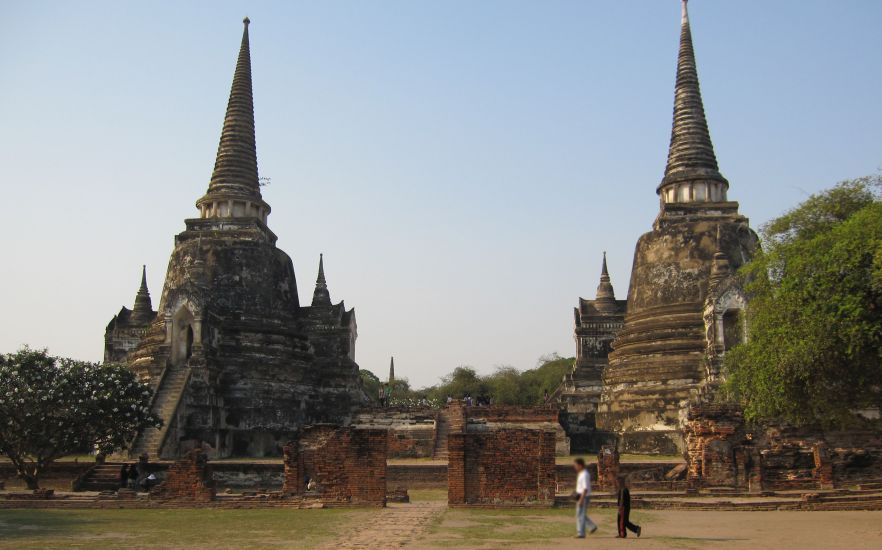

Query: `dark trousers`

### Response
(617, 506, 640, 537)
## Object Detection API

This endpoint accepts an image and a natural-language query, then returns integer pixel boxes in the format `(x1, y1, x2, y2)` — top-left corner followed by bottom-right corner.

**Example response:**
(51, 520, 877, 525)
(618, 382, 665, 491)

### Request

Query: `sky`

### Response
(1, 1, 880, 388)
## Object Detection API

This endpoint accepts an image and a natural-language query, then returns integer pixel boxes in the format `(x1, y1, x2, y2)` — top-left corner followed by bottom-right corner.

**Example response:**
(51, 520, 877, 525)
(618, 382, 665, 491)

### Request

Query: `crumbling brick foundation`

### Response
(150, 448, 215, 502)
(448, 428, 556, 507)
(283, 425, 387, 506)
(596, 445, 620, 491)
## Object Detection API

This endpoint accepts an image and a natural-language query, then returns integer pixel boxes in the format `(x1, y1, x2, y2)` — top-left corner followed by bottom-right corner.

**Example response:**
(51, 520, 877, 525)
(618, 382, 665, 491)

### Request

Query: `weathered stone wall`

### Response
(352, 408, 438, 458)
(465, 406, 570, 456)
(150, 449, 215, 502)
(448, 429, 556, 506)
(600, 215, 758, 455)
(282, 426, 387, 506)
(125, 227, 365, 459)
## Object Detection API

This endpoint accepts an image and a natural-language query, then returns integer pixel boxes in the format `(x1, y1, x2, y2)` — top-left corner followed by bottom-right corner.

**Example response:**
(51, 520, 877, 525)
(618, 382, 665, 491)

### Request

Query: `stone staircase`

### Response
(77, 463, 125, 492)
(130, 366, 190, 459)
(432, 411, 451, 460)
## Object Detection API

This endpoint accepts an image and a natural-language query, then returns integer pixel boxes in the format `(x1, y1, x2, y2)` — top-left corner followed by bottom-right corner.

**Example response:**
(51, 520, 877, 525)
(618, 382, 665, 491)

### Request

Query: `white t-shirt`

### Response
(576, 469, 591, 496)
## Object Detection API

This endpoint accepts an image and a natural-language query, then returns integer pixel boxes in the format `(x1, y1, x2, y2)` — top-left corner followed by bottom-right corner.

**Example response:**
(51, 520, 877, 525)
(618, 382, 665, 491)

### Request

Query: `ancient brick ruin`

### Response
(283, 426, 387, 506)
(150, 448, 215, 502)
(448, 428, 556, 507)
(104, 19, 365, 459)
(596, 445, 620, 491)
(352, 408, 440, 459)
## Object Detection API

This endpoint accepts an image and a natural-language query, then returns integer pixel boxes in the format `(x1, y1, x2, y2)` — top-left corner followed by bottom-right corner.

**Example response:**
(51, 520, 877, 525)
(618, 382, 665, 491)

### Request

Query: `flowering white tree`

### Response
(0, 347, 161, 489)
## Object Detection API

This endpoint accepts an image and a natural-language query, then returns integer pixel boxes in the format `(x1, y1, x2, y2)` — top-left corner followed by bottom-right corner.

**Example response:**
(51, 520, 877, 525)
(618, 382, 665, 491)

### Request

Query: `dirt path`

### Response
(317, 501, 445, 550)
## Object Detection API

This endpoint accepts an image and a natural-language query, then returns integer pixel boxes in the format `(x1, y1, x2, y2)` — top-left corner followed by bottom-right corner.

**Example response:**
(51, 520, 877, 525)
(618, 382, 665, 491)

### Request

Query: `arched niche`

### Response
(171, 306, 198, 366)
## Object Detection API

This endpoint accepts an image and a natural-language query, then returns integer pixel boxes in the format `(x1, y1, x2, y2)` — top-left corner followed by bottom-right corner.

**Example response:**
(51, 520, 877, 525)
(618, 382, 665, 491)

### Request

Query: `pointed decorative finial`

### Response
(311, 253, 332, 306)
(132, 265, 154, 322)
(389, 357, 395, 383)
(682, 0, 689, 25)
(243, 16, 250, 26)
(595, 252, 616, 306)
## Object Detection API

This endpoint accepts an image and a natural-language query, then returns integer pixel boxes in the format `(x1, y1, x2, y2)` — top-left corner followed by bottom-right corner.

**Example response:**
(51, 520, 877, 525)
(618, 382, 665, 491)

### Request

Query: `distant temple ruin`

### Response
(561, 0, 757, 454)
(104, 19, 364, 459)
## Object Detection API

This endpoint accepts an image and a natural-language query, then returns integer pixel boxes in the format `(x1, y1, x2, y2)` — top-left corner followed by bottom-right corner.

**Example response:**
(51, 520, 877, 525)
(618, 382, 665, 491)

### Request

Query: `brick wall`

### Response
(282, 425, 387, 506)
(465, 406, 559, 425)
(353, 408, 438, 458)
(449, 428, 556, 506)
(683, 404, 746, 488)
(150, 448, 215, 502)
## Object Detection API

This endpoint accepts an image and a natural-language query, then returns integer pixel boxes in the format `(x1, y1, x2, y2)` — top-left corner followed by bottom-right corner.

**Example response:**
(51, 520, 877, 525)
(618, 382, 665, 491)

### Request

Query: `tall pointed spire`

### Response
(131, 265, 154, 322)
(389, 357, 395, 383)
(196, 18, 270, 221)
(311, 254, 332, 306)
(595, 252, 617, 308)
(658, 1, 728, 202)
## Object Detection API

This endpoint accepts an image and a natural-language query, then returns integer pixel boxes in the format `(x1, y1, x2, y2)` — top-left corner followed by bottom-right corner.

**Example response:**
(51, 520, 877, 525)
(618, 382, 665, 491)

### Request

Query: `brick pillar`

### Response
(813, 442, 834, 490)
(150, 448, 215, 502)
(597, 445, 620, 491)
(347, 428, 388, 505)
(448, 432, 466, 504)
(447, 401, 466, 434)
(282, 440, 303, 495)
(537, 430, 557, 502)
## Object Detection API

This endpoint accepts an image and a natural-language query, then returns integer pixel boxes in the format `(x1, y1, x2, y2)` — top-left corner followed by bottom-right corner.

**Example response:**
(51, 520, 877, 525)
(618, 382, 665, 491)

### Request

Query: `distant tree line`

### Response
(361, 353, 572, 408)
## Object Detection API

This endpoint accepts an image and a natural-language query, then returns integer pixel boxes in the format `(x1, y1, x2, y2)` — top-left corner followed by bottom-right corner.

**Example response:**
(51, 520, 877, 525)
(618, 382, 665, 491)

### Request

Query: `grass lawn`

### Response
(0, 508, 371, 549)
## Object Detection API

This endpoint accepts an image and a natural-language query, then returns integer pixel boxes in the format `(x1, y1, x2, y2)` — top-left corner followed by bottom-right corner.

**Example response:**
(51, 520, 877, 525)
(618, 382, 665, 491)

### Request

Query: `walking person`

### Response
(573, 458, 598, 538)
(616, 476, 641, 538)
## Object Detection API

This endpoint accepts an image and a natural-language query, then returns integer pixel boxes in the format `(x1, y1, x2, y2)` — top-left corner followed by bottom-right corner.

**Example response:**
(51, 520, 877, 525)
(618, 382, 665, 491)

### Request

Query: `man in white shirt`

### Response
(574, 458, 598, 538)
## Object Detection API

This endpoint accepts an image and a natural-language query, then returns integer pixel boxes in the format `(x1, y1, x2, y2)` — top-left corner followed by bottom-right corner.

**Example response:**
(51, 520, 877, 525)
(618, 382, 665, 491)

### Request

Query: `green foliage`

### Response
(723, 176, 882, 426)
(360, 369, 382, 403)
(0, 347, 161, 488)
(423, 354, 573, 406)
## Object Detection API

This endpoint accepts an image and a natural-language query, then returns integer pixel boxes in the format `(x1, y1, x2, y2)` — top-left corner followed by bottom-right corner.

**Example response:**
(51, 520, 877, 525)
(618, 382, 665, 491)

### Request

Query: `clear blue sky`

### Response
(1, 1, 880, 387)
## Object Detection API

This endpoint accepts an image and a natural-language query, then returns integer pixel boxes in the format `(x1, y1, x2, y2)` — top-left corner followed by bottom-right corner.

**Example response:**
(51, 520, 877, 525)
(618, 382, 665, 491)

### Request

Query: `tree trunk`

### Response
(23, 474, 39, 491)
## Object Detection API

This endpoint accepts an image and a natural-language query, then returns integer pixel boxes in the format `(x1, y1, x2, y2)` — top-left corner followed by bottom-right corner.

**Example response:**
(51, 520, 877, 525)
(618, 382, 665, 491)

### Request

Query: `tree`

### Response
(0, 347, 161, 489)
(426, 366, 488, 403)
(723, 176, 882, 426)
(360, 369, 382, 403)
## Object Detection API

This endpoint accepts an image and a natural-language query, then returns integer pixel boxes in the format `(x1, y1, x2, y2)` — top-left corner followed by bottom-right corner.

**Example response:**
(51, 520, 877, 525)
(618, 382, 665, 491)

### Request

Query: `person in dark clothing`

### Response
(119, 464, 129, 489)
(128, 463, 139, 490)
(616, 476, 641, 538)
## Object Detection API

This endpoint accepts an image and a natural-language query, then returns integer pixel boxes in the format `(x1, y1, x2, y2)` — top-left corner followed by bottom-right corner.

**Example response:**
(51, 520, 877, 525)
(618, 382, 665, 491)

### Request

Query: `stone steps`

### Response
(77, 463, 127, 491)
(130, 366, 190, 458)
(432, 411, 451, 459)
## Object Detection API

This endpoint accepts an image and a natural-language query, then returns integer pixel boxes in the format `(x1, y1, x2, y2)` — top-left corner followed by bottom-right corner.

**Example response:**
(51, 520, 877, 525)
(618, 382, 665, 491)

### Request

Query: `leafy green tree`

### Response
(724, 176, 882, 426)
(360, 369, 382, 403)
(0, 347, 161, 489)
(484, 366, 525, 405)
(426, 366, 489, 403)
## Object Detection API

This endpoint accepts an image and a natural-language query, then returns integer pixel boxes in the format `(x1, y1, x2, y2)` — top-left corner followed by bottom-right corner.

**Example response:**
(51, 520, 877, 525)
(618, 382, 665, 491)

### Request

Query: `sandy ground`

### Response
(408, 509, 882, 550)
